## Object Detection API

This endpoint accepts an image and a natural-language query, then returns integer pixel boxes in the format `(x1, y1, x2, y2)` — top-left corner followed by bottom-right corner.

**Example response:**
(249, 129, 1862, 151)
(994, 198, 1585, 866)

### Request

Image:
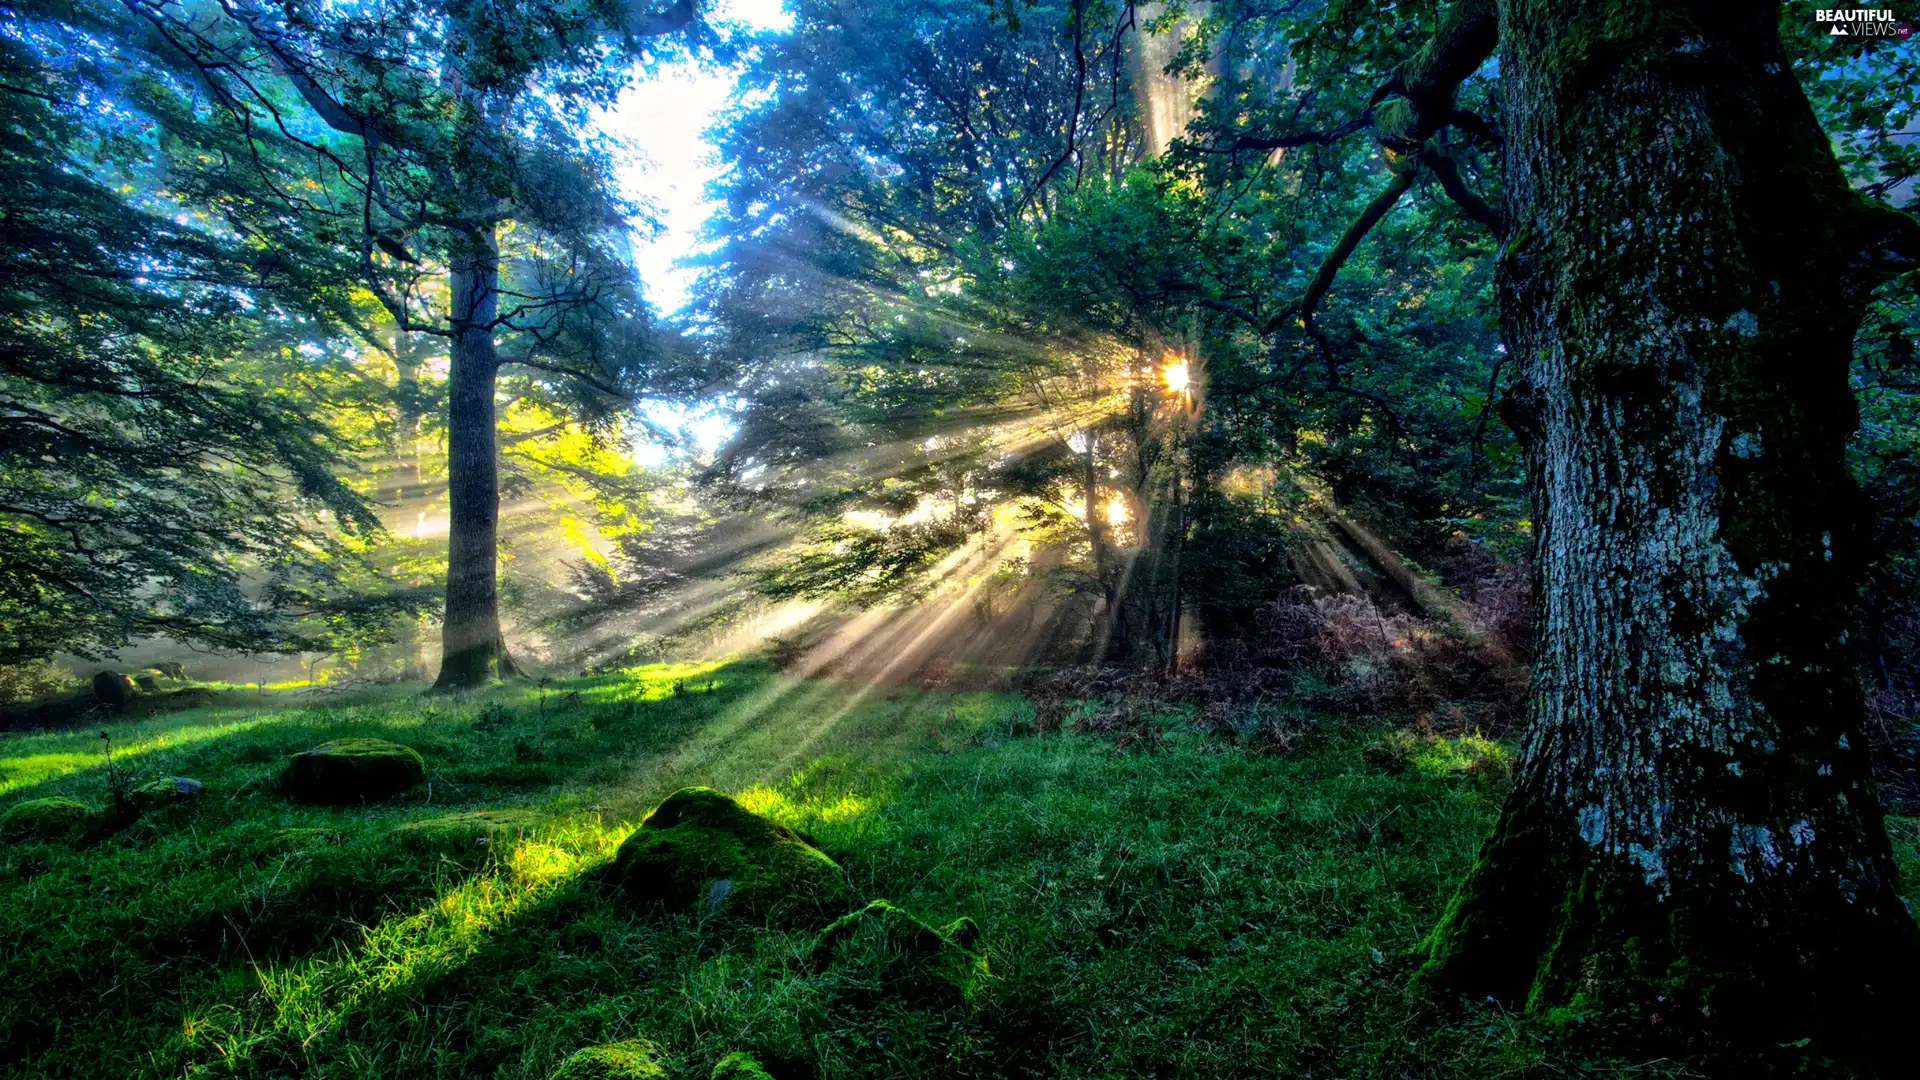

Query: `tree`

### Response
(128, 0, 703, 688)
(0, 2, 405, 663)
(1328, 0, 1920, 1066)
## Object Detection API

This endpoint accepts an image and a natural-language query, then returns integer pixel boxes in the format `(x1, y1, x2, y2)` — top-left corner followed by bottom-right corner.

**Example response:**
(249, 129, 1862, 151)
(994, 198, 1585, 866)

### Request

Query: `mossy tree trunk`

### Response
(1414, 0, 1920, 1064)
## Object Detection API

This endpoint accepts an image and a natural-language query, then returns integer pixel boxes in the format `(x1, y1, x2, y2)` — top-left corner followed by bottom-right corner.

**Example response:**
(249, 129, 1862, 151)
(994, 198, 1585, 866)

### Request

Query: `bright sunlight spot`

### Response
(1161, 355, 1190, 394)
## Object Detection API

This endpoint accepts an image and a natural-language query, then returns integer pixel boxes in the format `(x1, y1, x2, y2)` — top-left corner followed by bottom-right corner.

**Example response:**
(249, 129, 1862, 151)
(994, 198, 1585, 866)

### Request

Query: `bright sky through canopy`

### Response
(605, 0, 791, 463)
(609, 0, 793, 316)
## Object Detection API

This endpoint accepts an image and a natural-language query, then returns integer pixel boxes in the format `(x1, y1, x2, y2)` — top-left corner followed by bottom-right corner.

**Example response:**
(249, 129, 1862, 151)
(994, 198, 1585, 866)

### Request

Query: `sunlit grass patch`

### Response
(733, 756, 897, 837)
(1405, 732, 1508, 776)
(573, 660, 732, 704)
(225, 817, 627, 1061)
(0, 713, 274, 795)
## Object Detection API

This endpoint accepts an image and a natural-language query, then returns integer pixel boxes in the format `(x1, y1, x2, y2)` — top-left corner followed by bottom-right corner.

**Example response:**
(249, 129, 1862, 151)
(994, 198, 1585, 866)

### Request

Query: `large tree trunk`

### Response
(1420, 1, 1919, 1066)
(433, 225, 518, 690)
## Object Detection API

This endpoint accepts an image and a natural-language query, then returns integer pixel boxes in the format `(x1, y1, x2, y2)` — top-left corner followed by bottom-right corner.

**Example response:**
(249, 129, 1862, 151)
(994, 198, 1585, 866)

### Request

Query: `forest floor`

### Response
(2, 661, 1916, 1079)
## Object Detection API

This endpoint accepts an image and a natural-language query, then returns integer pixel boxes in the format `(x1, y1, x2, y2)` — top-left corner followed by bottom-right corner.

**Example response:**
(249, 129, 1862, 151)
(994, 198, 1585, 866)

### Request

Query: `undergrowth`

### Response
(0, 661, 1914, 1078)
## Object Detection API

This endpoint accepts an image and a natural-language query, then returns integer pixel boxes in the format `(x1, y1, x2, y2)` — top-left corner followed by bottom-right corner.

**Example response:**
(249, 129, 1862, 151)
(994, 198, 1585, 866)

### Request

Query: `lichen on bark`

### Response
(1411, 0, 1920, 1069)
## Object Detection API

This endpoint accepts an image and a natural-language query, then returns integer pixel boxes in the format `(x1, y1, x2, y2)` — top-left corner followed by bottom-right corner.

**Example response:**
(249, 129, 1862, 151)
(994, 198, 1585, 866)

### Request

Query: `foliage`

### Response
(0, 5, 411, 662)
(0, 662, 77, 706)
(688, 0, 1522, 667)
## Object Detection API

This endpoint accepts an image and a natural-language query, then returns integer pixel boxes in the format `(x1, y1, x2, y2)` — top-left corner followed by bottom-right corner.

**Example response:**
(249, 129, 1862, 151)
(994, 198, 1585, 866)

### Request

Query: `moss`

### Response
(129, 776, 204, 814)
(607, 786, 849, 919)
(280, 738, 425, 804)
(1, 796, 93, 843)
(809, 898, 991, 1003)
(709, 1051, 775, 1080)
(550, 1038, 667, 1080)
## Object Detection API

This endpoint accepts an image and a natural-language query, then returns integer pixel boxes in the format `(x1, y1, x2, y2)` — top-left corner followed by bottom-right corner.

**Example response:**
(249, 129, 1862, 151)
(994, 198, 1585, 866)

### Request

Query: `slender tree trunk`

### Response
(392, 330, 425, 491)
(1079, 432, 1124, 652)
(1420, 2, 1919, 1066)
(433, 224, 517, 690)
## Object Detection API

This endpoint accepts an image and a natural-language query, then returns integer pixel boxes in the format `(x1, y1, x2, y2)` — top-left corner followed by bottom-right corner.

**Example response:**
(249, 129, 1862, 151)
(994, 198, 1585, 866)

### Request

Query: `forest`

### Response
(2, 0, 1919, 1077)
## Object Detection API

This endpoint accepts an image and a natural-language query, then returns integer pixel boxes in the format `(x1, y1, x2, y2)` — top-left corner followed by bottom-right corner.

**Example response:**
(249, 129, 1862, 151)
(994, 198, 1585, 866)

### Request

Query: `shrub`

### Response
(0, 661, 76, 705)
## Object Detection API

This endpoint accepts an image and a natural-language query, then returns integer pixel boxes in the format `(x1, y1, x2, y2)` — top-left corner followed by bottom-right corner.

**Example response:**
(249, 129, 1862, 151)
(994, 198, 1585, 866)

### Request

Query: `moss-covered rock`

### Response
(808, 898, 990, 1002)
(130, 776, 204, 813)
(92, 670, 136, 706)
(608, 786, 849, 919)
(281, 739, 425, 804)
(710, 1051, 776, 1080)
(550, 1038, 667, 1080)
(0, 796, 93, 843)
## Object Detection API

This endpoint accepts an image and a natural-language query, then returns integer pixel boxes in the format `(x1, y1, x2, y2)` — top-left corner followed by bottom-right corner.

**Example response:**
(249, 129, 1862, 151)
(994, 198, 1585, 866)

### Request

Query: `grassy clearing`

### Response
(1, 662, 1915, 1078)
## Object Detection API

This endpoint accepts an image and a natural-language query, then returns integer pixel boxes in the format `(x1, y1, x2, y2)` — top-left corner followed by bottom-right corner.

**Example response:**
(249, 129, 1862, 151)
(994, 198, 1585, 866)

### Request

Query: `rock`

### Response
(550, 1038, 667, 1080)
(281, 739, 425, 804)
(608, 786, 849, 919)
(0, 797, 93, 843)
(710, 1051, 776, 1080)
(92, 670, 137, 706)
(134, 674, 160, 693)
(130, 776, 204, 813)
(808, 898, 989, 1002)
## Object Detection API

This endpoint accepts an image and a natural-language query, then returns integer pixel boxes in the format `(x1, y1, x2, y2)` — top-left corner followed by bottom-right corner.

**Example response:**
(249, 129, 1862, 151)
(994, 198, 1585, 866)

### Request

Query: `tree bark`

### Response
(432, 224, 517, 690)
(1418, 2, 1920, 1066)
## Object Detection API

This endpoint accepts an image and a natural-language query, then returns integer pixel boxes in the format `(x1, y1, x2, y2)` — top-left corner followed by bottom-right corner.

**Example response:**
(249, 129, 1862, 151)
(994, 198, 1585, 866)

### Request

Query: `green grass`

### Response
(1, 661, 1915, 1078)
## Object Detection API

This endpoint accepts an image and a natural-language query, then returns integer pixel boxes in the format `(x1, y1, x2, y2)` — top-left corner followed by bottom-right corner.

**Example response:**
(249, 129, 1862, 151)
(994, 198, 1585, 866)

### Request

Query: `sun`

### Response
(1161, 356, 1190, 394)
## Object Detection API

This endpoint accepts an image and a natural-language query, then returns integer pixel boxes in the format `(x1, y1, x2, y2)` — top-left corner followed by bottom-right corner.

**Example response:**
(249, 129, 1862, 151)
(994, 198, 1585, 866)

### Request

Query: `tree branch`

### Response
(1854, 197, 1920, 287)
(1372, 0, 1498, 151)
(1016, 0, 1088, 219)
(498, 356, 632, 401)
(1294, 166, 1420, 335)
(1419, 145, 1502, 234)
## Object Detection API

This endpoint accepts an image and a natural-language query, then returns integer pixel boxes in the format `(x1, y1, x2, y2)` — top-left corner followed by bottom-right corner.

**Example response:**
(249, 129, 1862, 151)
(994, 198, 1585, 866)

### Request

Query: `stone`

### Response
(808, 898, 990, 1002)
(550, 1038, 667, 1080)
(281, 739, 425, 804)
(134, 674, 160, 693)
(130, 776, 204, 813)
(0, 796, 93, 843)
(92, 671, 136, 706)
(607, 786, 849, 919)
